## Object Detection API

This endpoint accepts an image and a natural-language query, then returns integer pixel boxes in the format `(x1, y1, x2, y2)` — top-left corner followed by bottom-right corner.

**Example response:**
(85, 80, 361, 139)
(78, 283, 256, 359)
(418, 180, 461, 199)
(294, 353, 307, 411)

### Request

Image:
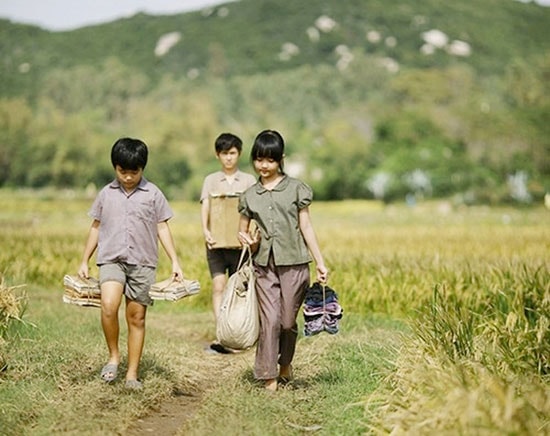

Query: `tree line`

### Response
(1, 51, 548, 203)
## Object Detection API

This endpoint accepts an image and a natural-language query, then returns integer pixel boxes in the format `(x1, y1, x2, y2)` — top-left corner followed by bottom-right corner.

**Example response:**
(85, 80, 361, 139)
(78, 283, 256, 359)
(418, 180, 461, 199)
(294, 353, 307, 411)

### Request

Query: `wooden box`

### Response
(209, 194, 241, 248)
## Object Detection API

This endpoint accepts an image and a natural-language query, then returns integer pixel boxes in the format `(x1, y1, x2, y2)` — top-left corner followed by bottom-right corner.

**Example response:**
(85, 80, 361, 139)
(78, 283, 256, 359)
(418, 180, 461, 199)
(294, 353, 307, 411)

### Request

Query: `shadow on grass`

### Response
(239, 366, 338, 391)
(90, 354, 199, 397)
(139, 354, 177, 380)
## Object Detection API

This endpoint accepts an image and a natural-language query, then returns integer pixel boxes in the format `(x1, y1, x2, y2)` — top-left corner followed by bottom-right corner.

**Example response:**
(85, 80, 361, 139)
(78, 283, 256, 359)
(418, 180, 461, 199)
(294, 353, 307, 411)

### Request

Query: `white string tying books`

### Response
(62, 275, 101, 308)
(149, 277, 200, 301)
(62, 274, 200, 307)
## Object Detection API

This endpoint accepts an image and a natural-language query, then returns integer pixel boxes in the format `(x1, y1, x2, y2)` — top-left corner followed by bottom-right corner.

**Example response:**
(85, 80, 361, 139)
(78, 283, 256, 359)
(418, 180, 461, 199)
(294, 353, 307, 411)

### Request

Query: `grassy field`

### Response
(0, 190, 548, 435)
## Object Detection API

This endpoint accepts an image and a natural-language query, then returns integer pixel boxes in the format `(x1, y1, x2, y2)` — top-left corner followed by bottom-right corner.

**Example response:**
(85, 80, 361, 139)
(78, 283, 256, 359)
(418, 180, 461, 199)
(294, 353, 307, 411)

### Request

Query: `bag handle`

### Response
(322, 283, 326, 319)
(236, 244, 252, 270)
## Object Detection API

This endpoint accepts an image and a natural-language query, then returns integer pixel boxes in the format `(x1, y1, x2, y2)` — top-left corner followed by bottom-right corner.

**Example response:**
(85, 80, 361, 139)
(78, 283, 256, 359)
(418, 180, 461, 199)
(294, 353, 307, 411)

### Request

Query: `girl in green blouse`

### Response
(238, 130, 328, 392)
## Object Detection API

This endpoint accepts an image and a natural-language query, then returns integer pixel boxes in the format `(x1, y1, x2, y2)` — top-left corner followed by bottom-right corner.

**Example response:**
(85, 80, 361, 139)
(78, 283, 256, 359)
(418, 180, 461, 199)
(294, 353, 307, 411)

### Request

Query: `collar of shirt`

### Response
(109, 177, 150, 194)
(255, 174, 289, 195)
(218, 170, 244, 182)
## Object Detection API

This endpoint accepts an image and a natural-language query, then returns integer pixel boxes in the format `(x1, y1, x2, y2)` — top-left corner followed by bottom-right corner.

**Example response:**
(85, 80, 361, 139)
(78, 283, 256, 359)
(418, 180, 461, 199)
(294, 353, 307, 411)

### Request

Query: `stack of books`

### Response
(149, 278, 200, 301)
(63, 275, 200, 307)
(63, 275, 101, 308)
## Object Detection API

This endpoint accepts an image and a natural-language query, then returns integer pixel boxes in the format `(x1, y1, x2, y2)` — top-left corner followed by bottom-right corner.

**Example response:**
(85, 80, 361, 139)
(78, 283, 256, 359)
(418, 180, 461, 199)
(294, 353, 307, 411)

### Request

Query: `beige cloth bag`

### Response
(216, 246, 259, 350)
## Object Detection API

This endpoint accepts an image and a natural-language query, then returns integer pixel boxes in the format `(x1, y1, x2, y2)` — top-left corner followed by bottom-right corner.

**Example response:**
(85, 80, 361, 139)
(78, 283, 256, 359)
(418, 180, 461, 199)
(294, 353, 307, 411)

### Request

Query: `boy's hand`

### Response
(172, 263, 184, 282)
(204, 230, 216, 249)
(78, 263, 89, 280)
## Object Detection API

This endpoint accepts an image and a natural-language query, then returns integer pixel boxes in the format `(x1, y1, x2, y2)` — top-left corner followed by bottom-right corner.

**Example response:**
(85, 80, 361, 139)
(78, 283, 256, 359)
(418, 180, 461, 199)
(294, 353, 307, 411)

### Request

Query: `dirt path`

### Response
(119, 308, 349, 435)
(126, 345, 252, 435)
(127, 388, 201, 435)
(125, 311, 255, 435)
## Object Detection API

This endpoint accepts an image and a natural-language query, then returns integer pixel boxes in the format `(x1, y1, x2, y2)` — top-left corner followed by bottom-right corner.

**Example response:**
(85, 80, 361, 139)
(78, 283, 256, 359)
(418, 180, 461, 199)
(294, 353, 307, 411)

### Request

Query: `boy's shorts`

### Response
(99, 263, 155, 306)
(206, 247, 242, 278)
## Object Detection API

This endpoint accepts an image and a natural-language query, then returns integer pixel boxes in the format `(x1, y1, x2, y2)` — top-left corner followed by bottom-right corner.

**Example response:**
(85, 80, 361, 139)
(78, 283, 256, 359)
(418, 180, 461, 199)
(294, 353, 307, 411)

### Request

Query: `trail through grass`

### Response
(1, 284, 402, 435)
(1, 192, 548, 434)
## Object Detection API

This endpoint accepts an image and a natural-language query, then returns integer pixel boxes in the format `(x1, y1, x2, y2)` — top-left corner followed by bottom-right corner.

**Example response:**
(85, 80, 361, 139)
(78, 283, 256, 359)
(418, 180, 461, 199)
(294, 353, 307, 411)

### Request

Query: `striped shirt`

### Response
(89, 177, 173, 267)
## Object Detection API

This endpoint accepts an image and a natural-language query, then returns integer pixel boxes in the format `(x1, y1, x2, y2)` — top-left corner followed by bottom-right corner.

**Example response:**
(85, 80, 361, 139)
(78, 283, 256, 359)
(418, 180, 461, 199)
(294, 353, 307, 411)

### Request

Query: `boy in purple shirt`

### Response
(78, 137, 184, 390)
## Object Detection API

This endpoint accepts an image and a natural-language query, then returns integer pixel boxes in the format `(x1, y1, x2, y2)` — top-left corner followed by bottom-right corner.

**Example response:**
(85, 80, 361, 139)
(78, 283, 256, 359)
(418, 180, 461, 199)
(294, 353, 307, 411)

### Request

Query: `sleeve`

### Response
(155, 188, 174, 222)
(199, 174, 212, 203)
(88, 189, 104, 220)
(296, 181, 313, 209)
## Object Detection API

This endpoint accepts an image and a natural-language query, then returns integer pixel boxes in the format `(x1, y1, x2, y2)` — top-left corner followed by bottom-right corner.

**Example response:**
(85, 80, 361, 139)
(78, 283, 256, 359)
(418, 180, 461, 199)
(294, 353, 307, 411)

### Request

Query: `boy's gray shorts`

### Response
(99, 263, 155, 306)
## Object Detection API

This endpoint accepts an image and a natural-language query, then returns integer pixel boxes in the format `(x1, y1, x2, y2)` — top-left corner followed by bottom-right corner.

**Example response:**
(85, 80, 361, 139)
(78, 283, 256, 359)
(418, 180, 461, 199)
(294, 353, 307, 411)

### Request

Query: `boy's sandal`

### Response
(125, 379, 143, 390)
(100, 363, 118, 383)
(209, 342, 232, 354)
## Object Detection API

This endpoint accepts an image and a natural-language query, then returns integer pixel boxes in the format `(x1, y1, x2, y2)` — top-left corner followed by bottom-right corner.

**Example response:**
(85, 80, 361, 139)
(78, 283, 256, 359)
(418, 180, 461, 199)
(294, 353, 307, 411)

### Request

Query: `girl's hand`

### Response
(316, 264, 329, 284)
(238, 231, 259, 245)
(238, 231, 260, 253)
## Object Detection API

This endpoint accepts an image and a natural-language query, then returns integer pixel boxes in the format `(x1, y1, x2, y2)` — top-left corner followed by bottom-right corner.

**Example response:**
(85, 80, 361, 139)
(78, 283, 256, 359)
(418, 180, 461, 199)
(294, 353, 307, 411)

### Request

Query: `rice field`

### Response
(0, 189, 548, 434)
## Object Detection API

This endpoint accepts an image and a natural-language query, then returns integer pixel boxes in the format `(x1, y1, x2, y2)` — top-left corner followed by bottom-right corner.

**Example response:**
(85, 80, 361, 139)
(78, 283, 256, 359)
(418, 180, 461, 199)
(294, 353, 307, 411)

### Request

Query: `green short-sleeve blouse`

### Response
(238, 175, 313, 267)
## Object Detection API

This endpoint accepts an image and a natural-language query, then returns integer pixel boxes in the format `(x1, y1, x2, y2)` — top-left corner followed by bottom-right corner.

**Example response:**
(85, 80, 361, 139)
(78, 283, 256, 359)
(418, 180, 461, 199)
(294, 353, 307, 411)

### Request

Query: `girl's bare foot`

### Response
(265, 378, 278, 391)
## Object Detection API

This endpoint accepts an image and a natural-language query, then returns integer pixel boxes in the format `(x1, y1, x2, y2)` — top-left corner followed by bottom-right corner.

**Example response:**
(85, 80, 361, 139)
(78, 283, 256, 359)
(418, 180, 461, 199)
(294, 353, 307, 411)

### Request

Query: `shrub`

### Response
(0, 277, 28, 370)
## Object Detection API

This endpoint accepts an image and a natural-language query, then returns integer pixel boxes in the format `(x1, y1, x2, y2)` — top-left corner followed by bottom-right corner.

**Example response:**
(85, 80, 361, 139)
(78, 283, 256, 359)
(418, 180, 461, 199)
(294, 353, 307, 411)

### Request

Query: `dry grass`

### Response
(0, 278, 25, 326)
(0, 191, 549, 434)
(0, 277, 28, 369)
(364, 342, 550, 435)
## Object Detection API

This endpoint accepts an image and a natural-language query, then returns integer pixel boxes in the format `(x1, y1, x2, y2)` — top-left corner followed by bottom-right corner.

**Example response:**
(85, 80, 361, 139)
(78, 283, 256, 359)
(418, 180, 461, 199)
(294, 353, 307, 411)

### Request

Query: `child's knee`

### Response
(101, 303, 119, 319)
(127, 313, 145, 329)
(126, 305, 146, 327)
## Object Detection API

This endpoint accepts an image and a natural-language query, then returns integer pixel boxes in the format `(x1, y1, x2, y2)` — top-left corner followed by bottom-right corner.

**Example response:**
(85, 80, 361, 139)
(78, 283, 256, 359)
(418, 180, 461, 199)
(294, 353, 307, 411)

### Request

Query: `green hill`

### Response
(0, 0, 548, 202)
(2, 0, 549, 98)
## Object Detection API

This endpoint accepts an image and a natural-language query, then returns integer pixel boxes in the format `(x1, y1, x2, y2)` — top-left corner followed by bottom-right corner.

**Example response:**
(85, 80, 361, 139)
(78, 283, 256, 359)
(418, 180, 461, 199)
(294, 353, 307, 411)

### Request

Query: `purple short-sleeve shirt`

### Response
(90, 177, 173, 267)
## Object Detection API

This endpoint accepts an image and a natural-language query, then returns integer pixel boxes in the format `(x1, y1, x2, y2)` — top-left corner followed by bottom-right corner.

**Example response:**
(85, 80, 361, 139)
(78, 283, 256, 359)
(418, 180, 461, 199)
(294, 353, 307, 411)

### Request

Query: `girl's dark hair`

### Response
(251, 130, 285, 173)
(111, 137, 148, 170)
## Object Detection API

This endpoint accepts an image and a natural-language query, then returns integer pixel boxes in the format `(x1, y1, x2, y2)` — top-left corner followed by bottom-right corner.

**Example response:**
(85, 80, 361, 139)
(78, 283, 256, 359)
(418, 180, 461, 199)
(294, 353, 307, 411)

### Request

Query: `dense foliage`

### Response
(1, 0, 549, 202)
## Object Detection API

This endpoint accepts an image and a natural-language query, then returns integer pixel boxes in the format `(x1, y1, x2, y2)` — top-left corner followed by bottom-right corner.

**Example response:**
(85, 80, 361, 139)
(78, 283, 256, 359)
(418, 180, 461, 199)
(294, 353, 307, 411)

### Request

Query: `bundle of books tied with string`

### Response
(63, 275, 101, 308)
(63, 274, 200, 307)
(148, 277, 200, 301)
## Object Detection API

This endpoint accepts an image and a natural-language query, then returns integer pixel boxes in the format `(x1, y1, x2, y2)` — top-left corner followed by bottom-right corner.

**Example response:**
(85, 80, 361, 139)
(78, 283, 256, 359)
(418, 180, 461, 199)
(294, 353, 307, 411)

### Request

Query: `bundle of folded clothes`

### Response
(149, 277, 200, 301)
(63, 275, 101, 308)
(303, 282, 343, 336)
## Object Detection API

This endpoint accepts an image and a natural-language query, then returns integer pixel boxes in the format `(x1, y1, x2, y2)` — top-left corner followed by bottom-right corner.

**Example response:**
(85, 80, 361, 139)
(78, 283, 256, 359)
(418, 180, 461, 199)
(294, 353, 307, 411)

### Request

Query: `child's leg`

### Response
(125, 298, 147, 381)
(211, 274, 227, 319)
(100, 281, 124, 366)
(254, 259, 282, 381)
(207, 248, 238, 320)
(278, 264, 310, 367)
